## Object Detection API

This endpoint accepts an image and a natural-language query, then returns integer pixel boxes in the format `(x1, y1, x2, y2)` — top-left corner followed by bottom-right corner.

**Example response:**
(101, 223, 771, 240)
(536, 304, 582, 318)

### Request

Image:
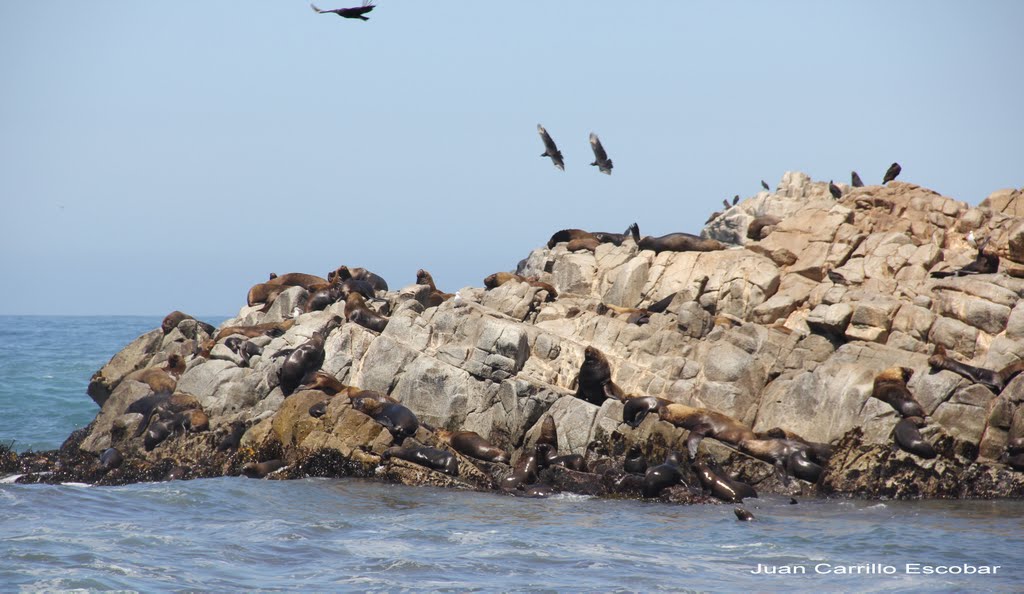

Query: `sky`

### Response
(1, 1, 1022, 316)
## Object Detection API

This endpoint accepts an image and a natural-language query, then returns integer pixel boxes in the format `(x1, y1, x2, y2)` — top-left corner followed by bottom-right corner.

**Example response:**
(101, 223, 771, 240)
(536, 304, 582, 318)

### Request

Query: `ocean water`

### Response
(2, 315, 1023, 592)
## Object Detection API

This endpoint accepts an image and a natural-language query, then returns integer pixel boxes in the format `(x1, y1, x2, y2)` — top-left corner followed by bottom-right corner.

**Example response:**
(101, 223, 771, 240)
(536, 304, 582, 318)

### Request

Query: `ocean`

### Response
(1, 315, 1023, 592)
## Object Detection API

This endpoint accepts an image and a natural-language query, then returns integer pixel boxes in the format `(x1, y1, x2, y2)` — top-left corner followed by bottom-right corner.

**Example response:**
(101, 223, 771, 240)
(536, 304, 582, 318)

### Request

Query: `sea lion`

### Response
(304, 278, 345, 312)
(596, 292, 677, 325)
(642, 451, 684, 498)
(501, 445, 541, 491)
(784, 450, 824, 483)
(658, 403, 757, 447)
(734, 507, 755, 521)
(331, 265, 388, 292)
(637, 232, 728, 254)
(382, 446, 459, 476)
(99, 448, 123, 471)
(351, 396, 419, 444)
(298, 371, 358, 396)
(882, 162, 902, 184)
(163, 465, 189, 481)
(277, 317, 340, 396)
(927, 345, 1023, 393)
(693, 457, 757, 503)
(566, 237, 601, 253)
(265, 272, 329, 289)
(535, 443, 586, 471)
(930, 239, 1000, 279)
(574, 346, 624, 406)
(144, 420, 173, 452)
(214, 319, 295, 342)
(740, 437, 824, 483)
(415, 269, 454, 307)
(216, 421, 248, 452)
(242, 459, 287, 479)
(537, 415, 558, 452)
(622, 396, 666, 428)
(871, 367, 927, 417)
(308, 400, 330, 418)
(173, 408, 209, 433)
(623, 446, 647, 475)
(746, 215, 782, 241)
(546, 223, 638, 249)
(223, 337, 263, 367)
(345, 293, 389, 333)
(127, 367, 177, 397)
(483, 272, 558, 301)
(246, 282, 290, 309)
(161, 311, 194, 334)
(894, 416, 937, 459)
(756, 427, 833, 465)
(436, 429, 509, 463)
(588, 132, 613, 175)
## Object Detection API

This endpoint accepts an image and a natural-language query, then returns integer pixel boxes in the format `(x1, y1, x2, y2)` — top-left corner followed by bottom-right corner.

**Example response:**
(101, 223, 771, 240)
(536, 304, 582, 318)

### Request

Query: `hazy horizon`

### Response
(3, 2, 1022, 316)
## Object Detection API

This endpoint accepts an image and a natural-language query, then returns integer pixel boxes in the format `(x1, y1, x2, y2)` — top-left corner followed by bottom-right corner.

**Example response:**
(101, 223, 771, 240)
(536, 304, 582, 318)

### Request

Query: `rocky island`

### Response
(6, 172, 1024, 503)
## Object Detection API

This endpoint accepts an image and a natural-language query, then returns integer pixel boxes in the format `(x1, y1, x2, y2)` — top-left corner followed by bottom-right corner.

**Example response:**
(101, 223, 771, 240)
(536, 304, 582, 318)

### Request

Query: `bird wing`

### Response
(589, 133, 608, 162)
(538, 124, 559, 154)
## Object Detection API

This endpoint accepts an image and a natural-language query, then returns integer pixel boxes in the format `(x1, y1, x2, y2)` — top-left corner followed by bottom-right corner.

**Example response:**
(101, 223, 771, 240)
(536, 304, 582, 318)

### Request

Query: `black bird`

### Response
(761, 180, 770, 191)
(311, 2, 375, 20)
(537, 124, 564, 171)
(851, 171, 864, 187)
(883, 162, 901, 184)
(588, 132, 613, 175)
(828, 180, 842, 200)
(722, 199, 730, 209)
(732, 194, 739, 205)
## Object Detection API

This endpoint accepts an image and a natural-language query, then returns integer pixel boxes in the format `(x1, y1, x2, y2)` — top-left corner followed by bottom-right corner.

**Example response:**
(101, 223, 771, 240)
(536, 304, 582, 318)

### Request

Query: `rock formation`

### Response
(6, 172, 1024, 500)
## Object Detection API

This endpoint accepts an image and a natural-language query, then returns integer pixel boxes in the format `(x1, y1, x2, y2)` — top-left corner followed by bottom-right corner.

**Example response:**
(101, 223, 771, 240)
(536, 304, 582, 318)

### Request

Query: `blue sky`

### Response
(2, 1, 1021, 316)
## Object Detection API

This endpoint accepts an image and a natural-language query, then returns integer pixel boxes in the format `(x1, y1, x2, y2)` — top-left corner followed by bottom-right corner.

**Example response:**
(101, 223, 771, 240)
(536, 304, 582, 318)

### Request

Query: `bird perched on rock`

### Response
(732, 195, 739, 205)
(883, 162, 901, 184)
(588, 133, 613, 174)
(311, 1, 375, 20)
(537, 124, 564, 171)
(851, 171, 864, 187)
(761, 180, 770, 191)
(828, 180, 842, 200)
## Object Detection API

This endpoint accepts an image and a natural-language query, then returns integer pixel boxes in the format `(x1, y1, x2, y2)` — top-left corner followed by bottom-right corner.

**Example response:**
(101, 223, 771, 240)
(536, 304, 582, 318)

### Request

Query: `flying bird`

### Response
(761, 180, 770, 191)
(883, 162, 902, 184)
(311, 1, 375, 20)
(537, 124, 564, 171)
(588, 132, 613, 175)
(851, 171, 864, 187)
(828, 180, 842, 200)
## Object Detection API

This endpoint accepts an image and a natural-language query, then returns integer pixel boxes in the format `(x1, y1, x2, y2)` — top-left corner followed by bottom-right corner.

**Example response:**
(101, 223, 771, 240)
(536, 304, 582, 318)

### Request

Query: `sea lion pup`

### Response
(545, 222, 639, 249)
(214, 319, 295, 342)
(331, 265, 388, 292)
(304, 277, 346, 313)
(642, 451, 684, 498)
(623, 446, 648, 475)
(345, 293, 389, 333)
(173, 408, 210, 434)
(735, 508, 755, 521)
(382, 445, 459, 476)
(277, 317, 341, 396)
(350, 395, 419, 444)
(870, 366, 927, 418)
(693, 457, 757, 503)
(241, 459, 287, 479)
(99, 448, 123, 471)
(574, 346, 625, 406)
(483, 272, 558, 301)
(415, 269, 454, 307)
(893, 416, 937, 459)
(501, 445, 541, 491)
(435, 429, 509, 463)
(144, 419, 173, 452)
(746, 215, 782, 241)
(637, 232, 728, 254)
(882, 161, 902, 184)
(216, 421, 248, 452)
(223, 336, 263, 367)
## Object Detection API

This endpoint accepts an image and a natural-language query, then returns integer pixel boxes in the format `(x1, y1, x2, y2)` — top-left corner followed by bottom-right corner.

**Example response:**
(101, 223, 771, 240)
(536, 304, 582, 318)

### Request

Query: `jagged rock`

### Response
(86, 329, 163, 407)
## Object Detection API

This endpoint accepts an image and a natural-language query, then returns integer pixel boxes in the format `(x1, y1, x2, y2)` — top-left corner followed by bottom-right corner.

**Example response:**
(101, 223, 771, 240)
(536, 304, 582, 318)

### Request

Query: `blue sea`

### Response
(1, 316, 1023, 592)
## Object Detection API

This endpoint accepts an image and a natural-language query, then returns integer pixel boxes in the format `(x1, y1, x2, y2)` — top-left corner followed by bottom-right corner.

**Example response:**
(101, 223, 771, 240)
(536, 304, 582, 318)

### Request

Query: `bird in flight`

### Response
(537, 124, 564, 171)
(589, 133, 613, 175)
(311, 1, 375, 21)
(882, 162, 902, 184)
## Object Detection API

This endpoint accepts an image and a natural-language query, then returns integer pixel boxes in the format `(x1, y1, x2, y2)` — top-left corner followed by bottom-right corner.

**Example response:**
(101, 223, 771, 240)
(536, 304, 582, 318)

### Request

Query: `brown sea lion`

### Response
(574, 346, 624, 406)
(173, 408, 209, 433)
(345, 293, 389, 333)
(756, 427, 832, 464)
(242, 459, 288, 479)
(161, 311, 192, 334)
(297, 371, 358, 396)
(546, 223, 638, 249)
(436, 429, 509, 463)
(739, 438, 824, 483)
(893, 416, 936, 459)
(746, 215, 782, 241)
(265, 272, 329, 289)
(415, 269, 454, 307)
(163, 354, 186, 377)
(277, 317, 340, 396)
(928, 345, 1024, 394)
(637, 231, 727, 254)
(351, 396, 419, 444)
(331, 265, 388, 292)
(382, 446, 459, 476)
(596, 292, 677, 325)
(566, 237, 601, 253)
(214, 319, 295, 342)
(246, 282, 290, 309)
(871, 367, 926, 418)
(536, 415, 558, 452)
(501, 445, 541, 491)
(482, 272, 557, 301)
(127, 367, 177, 396)
(693, 457, 757, 502)
(658, 403, 757, 447)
